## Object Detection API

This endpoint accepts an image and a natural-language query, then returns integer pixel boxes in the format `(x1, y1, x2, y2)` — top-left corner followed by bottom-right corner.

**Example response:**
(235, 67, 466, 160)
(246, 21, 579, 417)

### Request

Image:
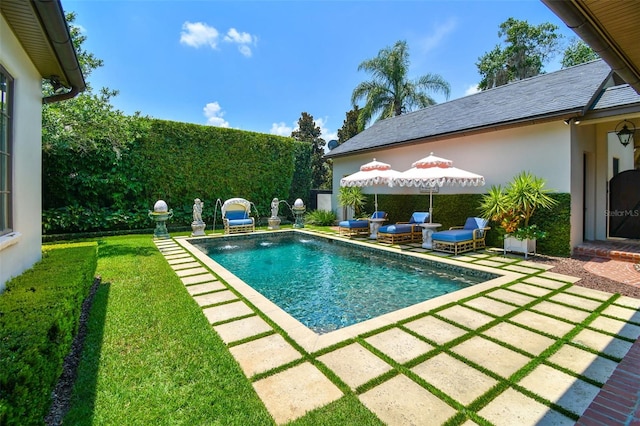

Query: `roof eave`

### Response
(542, 0, 640, 95)
(33, 0, 86, 103)
(1, 0, 86, 103)
(325, 110, 583, 159)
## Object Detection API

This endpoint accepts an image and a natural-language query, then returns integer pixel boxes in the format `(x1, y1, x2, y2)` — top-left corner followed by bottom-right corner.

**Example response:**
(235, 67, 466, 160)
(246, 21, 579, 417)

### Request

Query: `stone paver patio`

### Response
(154, 232, 640, 425)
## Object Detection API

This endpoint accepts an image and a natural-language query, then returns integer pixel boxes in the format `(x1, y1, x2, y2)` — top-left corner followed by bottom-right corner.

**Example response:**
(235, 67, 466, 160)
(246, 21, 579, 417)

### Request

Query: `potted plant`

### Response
(479, 171, 557, 258)
(338, 186, 367, 219)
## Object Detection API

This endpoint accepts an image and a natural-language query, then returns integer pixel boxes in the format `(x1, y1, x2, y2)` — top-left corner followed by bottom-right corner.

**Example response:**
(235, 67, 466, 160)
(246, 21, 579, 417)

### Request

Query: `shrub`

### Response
(42, 118, 313, 235)
(304, 209, 337, 226)
(0, 243, 97, 424)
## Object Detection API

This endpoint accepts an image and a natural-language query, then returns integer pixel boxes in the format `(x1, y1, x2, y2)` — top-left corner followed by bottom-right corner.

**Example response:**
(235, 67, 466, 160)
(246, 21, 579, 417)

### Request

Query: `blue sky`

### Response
(63, 0, 577, 142)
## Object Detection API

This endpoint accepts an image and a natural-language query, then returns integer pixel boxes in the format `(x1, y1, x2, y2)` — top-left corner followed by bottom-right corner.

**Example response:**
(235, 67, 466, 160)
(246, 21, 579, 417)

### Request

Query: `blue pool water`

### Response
(193, 233, 490, 334)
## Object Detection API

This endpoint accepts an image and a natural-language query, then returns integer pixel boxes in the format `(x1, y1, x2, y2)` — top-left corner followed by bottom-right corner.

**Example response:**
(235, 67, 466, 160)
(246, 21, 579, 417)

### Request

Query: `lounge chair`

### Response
(221, 198, 255, 234)
(431, 217, 490, 255)
(338, 211, 387, 237)
(376, 212, 429, 244)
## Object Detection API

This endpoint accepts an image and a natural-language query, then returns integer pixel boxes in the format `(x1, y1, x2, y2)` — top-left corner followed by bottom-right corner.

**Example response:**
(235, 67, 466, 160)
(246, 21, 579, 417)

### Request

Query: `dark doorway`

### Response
(609, 169, 640, 238)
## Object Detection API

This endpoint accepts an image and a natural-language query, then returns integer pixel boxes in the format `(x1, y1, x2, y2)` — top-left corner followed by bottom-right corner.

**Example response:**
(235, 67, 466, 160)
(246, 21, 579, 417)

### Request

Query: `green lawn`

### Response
(64, 234, 273, 425)
(63, 233, 380, 425)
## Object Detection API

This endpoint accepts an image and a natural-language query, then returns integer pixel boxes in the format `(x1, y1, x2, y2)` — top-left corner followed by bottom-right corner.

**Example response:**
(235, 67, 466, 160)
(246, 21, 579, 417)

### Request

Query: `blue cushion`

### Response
(463, 217, 488, 230)
(227, 218, 253, 226)
(339, 220, 368, 229)
(409, 212, 429, 224)
(379, 224, 414, 234)
(226, 210, 248, 220)
(371, 211, 386, 219)
(431, 229, 474, 242)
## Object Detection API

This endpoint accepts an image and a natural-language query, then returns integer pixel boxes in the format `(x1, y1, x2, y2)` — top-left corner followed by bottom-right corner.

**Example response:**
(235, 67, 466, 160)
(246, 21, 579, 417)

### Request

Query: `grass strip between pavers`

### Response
(156, 231, 637, 424)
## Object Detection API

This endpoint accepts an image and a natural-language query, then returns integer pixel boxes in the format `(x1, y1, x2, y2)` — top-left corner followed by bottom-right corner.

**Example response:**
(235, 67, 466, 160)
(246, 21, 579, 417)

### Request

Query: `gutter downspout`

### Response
(32, 0, 86, 104)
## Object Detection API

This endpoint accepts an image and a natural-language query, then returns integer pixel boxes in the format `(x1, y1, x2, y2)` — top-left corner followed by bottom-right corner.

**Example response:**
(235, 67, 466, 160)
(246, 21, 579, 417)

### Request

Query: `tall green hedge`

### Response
(43, 119, 312, 233)
(0, 243, 97, 424)
(367, 193, 570, 257)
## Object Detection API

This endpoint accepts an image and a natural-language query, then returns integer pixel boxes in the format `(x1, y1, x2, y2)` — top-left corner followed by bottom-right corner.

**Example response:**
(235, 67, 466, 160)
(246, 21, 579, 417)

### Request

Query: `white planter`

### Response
(503, 236, 536, 258)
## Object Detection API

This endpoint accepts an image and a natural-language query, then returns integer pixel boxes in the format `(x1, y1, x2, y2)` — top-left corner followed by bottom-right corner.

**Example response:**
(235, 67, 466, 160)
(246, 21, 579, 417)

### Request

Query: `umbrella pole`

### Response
(374, 192, 378, 213)
(429, 189, 433, 223)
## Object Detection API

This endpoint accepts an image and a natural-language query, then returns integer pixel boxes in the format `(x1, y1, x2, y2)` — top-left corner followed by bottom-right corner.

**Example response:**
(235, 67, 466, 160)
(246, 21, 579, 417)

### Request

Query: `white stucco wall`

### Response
(317, 193, 332, 212)
(572, 123, 596, 244)
(0, 15, 43, 291)
(331, 121, 570, 220)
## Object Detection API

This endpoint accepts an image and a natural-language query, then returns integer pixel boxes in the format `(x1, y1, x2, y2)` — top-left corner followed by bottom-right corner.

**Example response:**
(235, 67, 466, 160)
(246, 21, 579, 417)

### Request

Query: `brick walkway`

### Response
(576, 240, 640, 425)
(584, 258, 640, 288)
(576, 337, 640, 425)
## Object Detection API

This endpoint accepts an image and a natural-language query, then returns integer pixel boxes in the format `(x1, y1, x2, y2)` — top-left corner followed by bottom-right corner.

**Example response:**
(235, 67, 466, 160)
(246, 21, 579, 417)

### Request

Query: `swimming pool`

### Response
(189, 232, 497, 334)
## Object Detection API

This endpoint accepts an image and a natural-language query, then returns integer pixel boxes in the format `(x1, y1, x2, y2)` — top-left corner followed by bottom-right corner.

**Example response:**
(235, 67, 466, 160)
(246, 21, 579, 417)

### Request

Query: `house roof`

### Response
(1, 0, 85, 103)
(592, 84, 640, 111)
(326, 60, 612, 158)
(542, 0, 640, 95)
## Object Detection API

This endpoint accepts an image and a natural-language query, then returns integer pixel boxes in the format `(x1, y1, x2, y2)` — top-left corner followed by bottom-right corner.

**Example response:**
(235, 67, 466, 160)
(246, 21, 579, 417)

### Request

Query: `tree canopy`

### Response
(42, 12, 143, 157)
(561, 38, 599, 68)
(351, 40, 450, 130)
(337, 106, 361, 145)
(42, 13, 149, 211)
(291, 112, 329, 189)
(476, 18, 561, 90)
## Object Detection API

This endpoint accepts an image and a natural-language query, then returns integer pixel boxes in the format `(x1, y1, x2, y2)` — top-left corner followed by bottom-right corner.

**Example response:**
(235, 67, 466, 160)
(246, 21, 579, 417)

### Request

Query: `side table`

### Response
(368, 218, 387, 239)
(418, 223, 441, 249)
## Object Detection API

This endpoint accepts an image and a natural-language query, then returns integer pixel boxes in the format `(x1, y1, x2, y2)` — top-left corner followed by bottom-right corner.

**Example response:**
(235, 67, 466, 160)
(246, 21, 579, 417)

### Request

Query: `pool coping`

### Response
(162, 230, 640, 425)
(175, 229, 524, 352)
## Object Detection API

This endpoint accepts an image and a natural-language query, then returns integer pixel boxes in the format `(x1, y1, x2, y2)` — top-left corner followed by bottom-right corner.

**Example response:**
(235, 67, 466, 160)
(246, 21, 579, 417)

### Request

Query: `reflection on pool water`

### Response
(192, 232, 494, 334)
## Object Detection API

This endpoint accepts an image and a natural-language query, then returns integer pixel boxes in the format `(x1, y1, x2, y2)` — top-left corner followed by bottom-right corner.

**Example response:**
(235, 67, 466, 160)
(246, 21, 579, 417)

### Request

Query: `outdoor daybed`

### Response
(221, 198, 255, 234)
(431, 217, 490, 255)
(376, 212, 429, 244)
(338, 211, 387, 237)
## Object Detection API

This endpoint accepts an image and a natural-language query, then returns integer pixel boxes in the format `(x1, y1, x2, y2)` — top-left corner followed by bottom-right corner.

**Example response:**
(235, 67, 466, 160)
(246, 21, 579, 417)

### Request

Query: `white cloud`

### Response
(203, 102, 230, 127)
(181, 23, 257, 57)
(180, 21, 219, 49)
(270, 122, 293, 136)
(238, 45, 252, 58)
(224, 28, 253, 44)
(418, 18, 457, 53)
(464, 84, 480, 96)
(223, 28, 257, 57)
(270, 117, 337, 145)
(315, 117, 338, 143)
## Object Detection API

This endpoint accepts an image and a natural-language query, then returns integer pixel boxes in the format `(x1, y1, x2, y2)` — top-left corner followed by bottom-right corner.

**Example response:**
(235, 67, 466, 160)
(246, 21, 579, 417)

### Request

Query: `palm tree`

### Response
(351, 40, 451, 130)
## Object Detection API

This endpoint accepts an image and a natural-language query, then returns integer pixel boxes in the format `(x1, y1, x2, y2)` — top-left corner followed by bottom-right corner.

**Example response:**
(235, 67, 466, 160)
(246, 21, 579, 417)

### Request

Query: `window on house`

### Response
(0, 66, 13, 236)
(613, 157, 619, 176)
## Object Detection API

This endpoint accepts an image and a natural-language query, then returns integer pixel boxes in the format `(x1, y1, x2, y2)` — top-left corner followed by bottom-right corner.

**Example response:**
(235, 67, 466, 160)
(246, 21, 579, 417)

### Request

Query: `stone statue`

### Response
(271, 198, 279, 218)
(193, 198, 204, 224)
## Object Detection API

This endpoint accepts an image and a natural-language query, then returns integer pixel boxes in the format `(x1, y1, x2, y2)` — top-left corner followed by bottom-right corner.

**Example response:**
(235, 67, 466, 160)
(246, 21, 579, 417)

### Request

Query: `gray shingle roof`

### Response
(326, 60, 612, 158)
(592, 84, 640, 110)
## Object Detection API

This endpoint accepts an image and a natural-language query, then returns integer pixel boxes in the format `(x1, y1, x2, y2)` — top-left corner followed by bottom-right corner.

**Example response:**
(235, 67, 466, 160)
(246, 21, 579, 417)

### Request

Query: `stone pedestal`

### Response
(268, 217, 281, 230)
(149, 208, 173, 239)
(293, 207, 305, 228)
(191, 222, 206, 236)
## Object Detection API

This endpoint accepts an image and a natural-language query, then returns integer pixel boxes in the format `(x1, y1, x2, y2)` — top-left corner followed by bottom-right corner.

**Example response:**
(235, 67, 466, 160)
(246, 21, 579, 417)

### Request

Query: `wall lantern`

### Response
(615, 119, 635, 147)
(49, 75, 66, 94)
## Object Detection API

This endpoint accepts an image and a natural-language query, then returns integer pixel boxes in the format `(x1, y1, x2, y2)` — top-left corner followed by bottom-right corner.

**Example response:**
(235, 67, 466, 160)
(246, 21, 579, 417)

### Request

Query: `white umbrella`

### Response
(340, 158, 401, 212)
(392, 152, 485, 223)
